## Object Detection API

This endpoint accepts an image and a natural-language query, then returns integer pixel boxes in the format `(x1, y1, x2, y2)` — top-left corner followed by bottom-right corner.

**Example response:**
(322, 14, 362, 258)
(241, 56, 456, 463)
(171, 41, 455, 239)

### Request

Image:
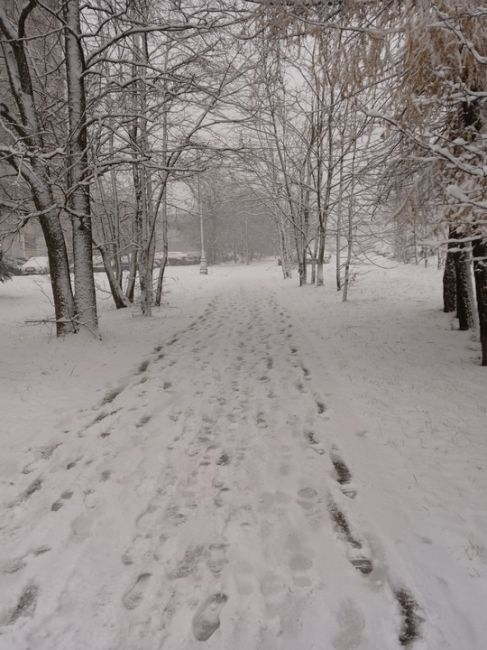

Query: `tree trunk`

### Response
(64, 0, 98, 332)
(451, 227, 476, 330)
(155, 186, 169, 307)
(0, 8, 76, 335)
(277, 221, 291, 279)
(155, 76, 170, 307)
(342, 125, 358, 303)
(473, 234, 487, 366)
(108, 126, 123, 287)
(342, 222, 353, 303)
(336, 135, 345, 292)
(127, 59, 142, 307)
(126, 249, 138, 303)
(155, 255, 168, 307)
(40, 214, 77, 334)
(310, 235, 317, 285)
(443, 249, 457, 313)
(133, 30, 156, 317)
(244, 215, 250, 264)
(316, 224, 325, 286)
(412, 208, 419, 265)
(96, 244, 130, 309)
(456, 250, 476, 331)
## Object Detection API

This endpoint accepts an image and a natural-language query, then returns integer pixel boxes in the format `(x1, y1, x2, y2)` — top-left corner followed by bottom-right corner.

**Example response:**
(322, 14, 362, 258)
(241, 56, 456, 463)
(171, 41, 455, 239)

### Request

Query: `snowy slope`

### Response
(0, 262, 486, 649)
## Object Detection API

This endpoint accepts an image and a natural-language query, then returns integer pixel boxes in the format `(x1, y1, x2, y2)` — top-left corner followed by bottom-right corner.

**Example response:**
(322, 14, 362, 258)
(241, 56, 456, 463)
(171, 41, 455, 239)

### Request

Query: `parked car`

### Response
(185, 252, 200, 264)
(165, 251, 200, 266)
(166, 251, 188, 266)
(78, 254, 131, 273)
(20, 256, 49, 275)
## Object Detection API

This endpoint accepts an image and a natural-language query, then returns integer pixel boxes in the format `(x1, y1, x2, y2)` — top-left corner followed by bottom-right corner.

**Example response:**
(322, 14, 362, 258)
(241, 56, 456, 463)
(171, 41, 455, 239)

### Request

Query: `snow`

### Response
(0, 262, 486, 649)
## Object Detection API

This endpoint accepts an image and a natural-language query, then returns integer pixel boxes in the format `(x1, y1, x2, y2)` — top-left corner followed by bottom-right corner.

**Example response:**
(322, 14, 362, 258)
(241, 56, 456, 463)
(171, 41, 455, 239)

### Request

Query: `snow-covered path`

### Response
(1, 263, 486, 649)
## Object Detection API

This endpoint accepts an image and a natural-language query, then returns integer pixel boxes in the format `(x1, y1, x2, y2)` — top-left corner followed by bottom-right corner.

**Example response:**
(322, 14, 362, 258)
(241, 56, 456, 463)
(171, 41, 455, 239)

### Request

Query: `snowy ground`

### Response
(0, 261, 486, 650)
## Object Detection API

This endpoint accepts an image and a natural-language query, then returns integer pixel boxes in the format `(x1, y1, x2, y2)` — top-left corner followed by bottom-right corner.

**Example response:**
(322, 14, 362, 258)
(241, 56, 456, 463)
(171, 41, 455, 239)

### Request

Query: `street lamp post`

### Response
(198, 176, 208, 275)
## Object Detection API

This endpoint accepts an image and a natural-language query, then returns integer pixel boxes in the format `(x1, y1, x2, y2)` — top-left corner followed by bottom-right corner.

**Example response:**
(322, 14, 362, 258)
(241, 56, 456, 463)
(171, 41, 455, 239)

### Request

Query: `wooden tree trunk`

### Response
(294, 220, 307, 286)
(96, 244, 129, 309)
(126, 248, 138, 303)
(473, 234, 487, 366)
(277, 220, 291, 279)
(316, 223, 325, 286)
(155, 187, 169, 307)
(64, 0, 98, 332)
(310, 234, 318, 285)
(451, 227, 476, 330)
(40, 214, 77, 334)
(0, 8, 76, 335)
(132, 30, 156, 317)
(443, 243, 457, 313)
(108, 127, 123, 288)
(155, 254, 168, 307)
(336, 137, 345, 292)
(155, 78, 169, 307)
(342, 222, 353, 303)
(342, 127, 358, 303)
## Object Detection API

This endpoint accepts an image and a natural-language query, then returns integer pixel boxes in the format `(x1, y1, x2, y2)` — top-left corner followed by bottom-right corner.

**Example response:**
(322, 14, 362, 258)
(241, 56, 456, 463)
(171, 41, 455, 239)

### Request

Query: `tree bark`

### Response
(451, 227, 476, 330)
(0, 7, 77, 335)
(64, 0, 98, 332)
(342, 125, 358, 303)
(310, 233, 318, 285)
(316, 224, 325, 286)
(277, 218, 291, 279)
(443, 246, 457, 313)
(155, 187, 168, 307)
(96, 244, 130, 309)
(472, 234, 487, 366)
(40, 214, 77, 334)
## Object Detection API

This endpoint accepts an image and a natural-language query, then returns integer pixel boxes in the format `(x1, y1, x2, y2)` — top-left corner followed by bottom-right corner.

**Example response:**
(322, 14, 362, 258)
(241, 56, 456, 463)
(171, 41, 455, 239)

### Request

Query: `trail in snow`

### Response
(0, 263, 486, 650)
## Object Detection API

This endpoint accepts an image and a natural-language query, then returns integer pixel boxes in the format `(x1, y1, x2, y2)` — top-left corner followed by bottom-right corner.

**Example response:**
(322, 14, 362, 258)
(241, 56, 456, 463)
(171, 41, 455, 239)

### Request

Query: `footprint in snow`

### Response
(192, 593, 228, 641)
(206, 543, 228, 576)
(256, 412, 268, 428)
(10, 477, 43, 508)
(304, 430, 325, 455)
(316, 400, 327, 415)
(22, 442, 62, 475)
(138, 360, 150, 373)
(101, 386, 123, 406)
(6, 583, 39, 624)
(332, 598, 365, 650)
(331, 452, 357, 498)
(167, 545, 204, 580)
(300, 365, 311, 380)
(296, 487, 322, 520)
(122, 572, 151, 610)
(136, 414, 151, 428)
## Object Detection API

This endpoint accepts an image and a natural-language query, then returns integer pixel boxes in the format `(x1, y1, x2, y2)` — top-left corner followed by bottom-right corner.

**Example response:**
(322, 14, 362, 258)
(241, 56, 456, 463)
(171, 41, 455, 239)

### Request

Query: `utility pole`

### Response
(198, 176, 208, 275)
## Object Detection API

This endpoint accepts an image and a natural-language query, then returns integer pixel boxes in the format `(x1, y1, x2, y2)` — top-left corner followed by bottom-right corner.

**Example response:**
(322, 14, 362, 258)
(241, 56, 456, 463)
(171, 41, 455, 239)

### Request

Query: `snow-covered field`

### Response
(0, 261, 486, 650)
